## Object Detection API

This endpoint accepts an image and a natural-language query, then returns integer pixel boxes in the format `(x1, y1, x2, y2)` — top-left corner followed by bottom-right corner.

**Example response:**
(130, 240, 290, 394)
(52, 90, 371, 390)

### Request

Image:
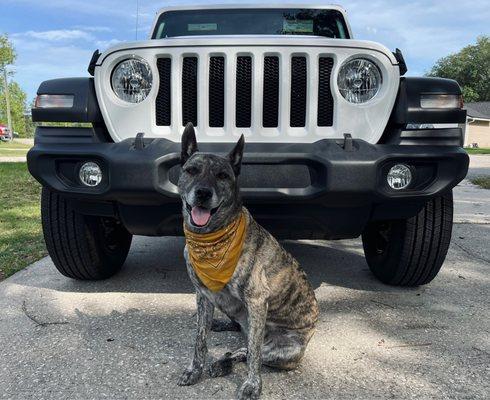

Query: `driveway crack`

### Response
(453, 241, 490, 265)
(22, 300, 69, 328)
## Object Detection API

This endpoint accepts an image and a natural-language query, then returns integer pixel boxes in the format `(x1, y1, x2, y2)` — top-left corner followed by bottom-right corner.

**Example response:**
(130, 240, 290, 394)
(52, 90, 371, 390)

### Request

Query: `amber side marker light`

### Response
(35, 94, 74, 108)
(420, 94, 462, 109)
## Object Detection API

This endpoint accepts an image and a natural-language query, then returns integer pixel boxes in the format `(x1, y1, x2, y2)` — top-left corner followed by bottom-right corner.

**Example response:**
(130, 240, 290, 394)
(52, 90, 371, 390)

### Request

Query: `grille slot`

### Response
(290, 56, 307, 127)
(262, 56, 280, 128)
(155, 58, 171, 126)
(182, 57, 198, 126)
(209, 56, 225, 127)
(236, 56, 252, 128)
(318, 57, 334, 127)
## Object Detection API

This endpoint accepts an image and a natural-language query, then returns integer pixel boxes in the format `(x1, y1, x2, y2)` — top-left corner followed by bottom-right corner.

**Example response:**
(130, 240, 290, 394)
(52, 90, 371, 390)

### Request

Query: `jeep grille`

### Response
(155, 54, 334, 129)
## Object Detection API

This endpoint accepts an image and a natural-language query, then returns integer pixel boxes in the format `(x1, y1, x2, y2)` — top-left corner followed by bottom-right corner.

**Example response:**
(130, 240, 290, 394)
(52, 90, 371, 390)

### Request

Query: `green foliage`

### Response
(0, 81, 29, 136)
(427, 36, 490, 102)
(0, 33, 31, 137)
(0, 34, 16, 67)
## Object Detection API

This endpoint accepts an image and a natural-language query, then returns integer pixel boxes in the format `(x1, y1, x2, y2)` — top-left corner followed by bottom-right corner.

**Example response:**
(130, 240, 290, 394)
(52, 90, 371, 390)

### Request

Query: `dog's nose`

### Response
(195, 187, 212, 202)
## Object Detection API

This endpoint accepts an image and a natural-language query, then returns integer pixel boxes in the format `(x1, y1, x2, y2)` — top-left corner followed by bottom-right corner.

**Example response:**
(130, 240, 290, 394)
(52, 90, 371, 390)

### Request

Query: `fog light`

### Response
(387, 164, 412, 190)
(79, 162, 102, 187)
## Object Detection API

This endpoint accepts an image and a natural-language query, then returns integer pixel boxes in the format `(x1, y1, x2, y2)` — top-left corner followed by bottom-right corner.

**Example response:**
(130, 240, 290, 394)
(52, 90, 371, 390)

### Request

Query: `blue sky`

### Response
(1, 0, 489, 101)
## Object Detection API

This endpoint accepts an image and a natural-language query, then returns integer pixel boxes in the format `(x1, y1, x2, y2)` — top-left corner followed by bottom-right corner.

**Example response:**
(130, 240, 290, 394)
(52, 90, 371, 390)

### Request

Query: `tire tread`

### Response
(41, 188, 132, 280)
(362, 191, 453, 287)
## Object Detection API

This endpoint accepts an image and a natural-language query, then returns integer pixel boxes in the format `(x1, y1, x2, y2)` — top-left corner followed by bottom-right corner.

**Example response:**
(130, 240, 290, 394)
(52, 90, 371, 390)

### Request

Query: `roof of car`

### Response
(156, 3, 348, 15)
(466, 102, 490, 120)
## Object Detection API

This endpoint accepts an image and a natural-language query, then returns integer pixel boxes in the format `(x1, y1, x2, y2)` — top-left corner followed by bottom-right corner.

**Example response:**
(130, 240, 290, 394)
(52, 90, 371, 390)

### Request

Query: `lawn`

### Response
(470, 176, 490, 189)
(0, 150, 29, 157)
(464, 148, 490, 155)
(0, 141, 31, 158)
(0, 162, 46, 279)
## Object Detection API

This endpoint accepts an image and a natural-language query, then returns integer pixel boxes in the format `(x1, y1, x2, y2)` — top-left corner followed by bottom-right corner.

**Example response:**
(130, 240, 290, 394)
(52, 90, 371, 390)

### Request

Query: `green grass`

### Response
(464, 148, 490, 155)
(0, 141, 30, 158)
(470, 176, 490, 189)
(0, 163, 46, 279)
(0, 150, 28, 157)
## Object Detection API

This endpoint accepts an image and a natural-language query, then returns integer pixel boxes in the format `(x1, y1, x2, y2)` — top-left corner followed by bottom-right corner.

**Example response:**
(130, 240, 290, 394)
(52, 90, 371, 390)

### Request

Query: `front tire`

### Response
(362, 191, 453, 286)
(41, 188, 132, 280)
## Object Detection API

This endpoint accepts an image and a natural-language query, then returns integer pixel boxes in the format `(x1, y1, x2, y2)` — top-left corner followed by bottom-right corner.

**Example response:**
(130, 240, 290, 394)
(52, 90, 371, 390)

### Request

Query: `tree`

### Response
(427, 36, 490, 102)
(1, 34, 16, 133)
(0, 34, 16, 66)
(0, 34, 31, 137)
(0, 81, 28, 136)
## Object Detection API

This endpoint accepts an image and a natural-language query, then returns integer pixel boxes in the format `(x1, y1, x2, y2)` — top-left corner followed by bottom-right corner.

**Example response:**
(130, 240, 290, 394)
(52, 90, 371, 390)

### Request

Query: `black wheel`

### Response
(41, 188, 132, 280)
(362, 191, 453, 286)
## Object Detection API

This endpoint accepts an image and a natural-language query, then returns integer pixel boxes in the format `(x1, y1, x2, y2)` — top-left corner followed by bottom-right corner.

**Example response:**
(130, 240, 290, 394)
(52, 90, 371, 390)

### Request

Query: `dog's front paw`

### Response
(237, 377, 262, 400)
(208, 356, 233, 378)
(177, 367, 202, 386)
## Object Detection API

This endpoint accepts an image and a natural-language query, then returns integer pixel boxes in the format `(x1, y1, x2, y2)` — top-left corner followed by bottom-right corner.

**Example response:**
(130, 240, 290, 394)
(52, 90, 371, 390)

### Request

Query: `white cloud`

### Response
(74, 26, 113, 33)
(15, 29, 95, 42)
(95, 39, 123, 50)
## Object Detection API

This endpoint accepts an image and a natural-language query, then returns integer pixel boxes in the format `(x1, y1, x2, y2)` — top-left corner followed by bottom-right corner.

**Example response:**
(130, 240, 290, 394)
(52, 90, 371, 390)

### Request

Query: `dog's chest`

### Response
(204, 286, 245, 320)
(185, 249, 246, 323)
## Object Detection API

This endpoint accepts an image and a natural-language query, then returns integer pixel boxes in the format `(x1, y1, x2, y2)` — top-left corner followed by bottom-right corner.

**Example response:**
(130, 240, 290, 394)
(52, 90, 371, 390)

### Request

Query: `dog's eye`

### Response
(216, 172, 230, 180)
(185, 166, 199, 175)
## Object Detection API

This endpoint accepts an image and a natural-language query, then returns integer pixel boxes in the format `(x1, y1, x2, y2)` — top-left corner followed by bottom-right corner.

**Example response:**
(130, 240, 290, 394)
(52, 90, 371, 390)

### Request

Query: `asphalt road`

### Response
(1, 183, 489, 399)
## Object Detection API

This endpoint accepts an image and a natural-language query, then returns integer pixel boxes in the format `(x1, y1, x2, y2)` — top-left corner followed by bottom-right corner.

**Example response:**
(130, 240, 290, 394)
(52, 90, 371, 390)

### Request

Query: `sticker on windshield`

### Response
(283, 20, 314, 33)
(188, 23, 218, 32)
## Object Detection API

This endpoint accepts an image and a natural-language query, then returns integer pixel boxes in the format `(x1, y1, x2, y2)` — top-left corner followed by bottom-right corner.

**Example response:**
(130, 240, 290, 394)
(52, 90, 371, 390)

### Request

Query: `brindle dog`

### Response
(177, 123, 319, 400)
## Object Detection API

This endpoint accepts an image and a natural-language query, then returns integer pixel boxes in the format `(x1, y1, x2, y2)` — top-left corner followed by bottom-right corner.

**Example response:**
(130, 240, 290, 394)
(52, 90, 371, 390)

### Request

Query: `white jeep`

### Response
(28, 4, 468, 286)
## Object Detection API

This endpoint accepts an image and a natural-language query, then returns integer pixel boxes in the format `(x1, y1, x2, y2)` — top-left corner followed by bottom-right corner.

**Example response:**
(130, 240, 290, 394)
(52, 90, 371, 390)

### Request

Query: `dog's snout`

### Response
(195, 187, 212, 202)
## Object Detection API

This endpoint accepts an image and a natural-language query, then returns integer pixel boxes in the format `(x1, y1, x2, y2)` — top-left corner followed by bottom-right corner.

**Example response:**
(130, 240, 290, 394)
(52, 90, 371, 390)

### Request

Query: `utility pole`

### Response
(2, 65, 12, 135)
(135, 0, 139, 40)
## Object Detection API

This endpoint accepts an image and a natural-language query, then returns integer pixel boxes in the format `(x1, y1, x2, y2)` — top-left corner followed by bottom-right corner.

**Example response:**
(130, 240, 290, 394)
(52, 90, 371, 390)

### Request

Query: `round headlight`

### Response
(338, 58, 382, 103)
(111, 58, 152, 103)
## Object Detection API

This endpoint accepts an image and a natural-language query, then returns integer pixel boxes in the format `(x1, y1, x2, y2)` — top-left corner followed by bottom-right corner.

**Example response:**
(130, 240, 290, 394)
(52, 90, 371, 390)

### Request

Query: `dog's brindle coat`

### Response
(177, 123, 319, 400)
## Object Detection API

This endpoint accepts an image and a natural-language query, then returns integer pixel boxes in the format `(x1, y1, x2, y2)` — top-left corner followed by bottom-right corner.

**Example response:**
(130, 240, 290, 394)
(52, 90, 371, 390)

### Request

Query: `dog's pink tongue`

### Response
(191, 206, 211, 226)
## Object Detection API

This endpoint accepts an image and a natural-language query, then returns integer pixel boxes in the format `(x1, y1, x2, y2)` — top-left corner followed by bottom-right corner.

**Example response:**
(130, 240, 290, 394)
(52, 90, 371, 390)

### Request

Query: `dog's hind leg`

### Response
(261, 329, 313, 370)
(208, 347, 247, 377)
(211, 318, 241, 332)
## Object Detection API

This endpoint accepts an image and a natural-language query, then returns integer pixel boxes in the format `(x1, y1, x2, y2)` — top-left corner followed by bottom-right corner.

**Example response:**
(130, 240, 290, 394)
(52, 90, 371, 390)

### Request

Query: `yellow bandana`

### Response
(184, 210, 247, 292)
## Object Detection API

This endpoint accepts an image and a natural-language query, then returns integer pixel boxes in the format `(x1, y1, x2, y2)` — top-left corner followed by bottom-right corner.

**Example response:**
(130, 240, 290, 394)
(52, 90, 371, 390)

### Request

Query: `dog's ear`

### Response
(228, 134, 245, 176)
(181, 123, 198, 166)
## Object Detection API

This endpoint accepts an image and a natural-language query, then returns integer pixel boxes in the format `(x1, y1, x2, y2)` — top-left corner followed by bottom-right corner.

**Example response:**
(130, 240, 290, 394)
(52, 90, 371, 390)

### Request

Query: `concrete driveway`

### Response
(1, 185, 489, 399)
(467, 154, 490, 179)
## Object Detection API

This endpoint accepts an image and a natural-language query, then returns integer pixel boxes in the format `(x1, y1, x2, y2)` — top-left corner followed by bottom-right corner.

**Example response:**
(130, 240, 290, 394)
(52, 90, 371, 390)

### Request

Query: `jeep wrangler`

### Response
(28, 4, 469, 286)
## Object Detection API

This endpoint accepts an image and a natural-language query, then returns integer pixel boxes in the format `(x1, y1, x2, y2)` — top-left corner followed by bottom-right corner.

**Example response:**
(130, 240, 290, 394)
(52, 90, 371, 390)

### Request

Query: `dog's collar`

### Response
(184, 208, 247, 292)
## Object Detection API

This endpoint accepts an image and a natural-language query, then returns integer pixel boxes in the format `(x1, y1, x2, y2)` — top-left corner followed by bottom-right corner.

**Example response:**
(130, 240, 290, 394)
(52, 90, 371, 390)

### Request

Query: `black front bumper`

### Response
(28, 128, 469, 239)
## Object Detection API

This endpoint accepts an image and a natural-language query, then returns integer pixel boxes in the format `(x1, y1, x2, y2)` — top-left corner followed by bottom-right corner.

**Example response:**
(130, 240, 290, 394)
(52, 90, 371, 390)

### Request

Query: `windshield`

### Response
(152, 8, 349, 39)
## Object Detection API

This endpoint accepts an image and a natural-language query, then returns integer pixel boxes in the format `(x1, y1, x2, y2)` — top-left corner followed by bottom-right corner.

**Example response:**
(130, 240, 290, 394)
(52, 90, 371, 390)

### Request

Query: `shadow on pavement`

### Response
(18, 235, 407, 295)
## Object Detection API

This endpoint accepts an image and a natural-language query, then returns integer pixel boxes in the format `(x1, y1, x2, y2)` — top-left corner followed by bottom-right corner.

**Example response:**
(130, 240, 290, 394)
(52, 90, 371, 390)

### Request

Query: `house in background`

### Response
(465, 102, 490, 148)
